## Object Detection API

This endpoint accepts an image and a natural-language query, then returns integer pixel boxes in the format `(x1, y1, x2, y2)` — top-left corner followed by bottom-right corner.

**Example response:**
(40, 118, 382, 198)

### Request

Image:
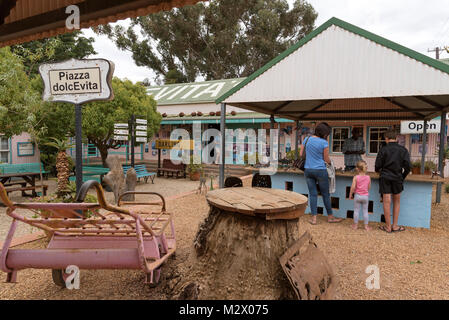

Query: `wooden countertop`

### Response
(248, 167, 448, 184)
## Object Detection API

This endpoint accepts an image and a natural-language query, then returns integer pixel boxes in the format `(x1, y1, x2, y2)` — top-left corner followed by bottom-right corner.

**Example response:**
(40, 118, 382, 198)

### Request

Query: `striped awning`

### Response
(0, 0, 206, 47)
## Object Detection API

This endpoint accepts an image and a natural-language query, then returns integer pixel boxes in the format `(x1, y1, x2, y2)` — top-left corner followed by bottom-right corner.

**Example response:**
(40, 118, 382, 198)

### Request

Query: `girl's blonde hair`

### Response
(356, 161, 367, 173)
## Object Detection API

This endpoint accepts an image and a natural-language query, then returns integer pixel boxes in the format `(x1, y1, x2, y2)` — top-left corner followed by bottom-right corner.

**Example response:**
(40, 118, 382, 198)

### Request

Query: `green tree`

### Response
(95, 0, 317, 83)
(0, 47, 41, 138)
(82, 78, 161, 166)
(11, 31, 96, 76)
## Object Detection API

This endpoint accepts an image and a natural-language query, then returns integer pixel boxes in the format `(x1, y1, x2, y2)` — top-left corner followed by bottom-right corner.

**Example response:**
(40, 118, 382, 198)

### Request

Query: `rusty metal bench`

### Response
(0, 180, 176, 287)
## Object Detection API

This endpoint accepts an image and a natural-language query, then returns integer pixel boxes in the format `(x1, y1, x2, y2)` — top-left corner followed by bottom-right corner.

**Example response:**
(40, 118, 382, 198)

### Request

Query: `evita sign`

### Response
(39, 58, 115, 193)
(39, 58, 114, 104)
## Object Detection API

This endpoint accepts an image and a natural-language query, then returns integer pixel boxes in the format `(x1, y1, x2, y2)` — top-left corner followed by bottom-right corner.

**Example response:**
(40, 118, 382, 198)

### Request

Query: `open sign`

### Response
(400, 120, 441, 134)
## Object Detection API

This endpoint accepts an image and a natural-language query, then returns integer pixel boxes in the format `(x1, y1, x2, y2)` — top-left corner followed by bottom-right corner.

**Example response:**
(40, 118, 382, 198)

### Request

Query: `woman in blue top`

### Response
(300, 123, 343, 225)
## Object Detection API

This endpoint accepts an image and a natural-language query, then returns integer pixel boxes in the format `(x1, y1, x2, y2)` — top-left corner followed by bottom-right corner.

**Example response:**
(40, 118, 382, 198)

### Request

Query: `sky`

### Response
(82, 0, 449, 83)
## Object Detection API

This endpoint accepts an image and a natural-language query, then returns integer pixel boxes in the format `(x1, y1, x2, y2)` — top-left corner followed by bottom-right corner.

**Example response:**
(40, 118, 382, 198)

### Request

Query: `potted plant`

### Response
(411, 161, 421, 175)
(424, 161, 437, 175)
(188, 156, 203, 181)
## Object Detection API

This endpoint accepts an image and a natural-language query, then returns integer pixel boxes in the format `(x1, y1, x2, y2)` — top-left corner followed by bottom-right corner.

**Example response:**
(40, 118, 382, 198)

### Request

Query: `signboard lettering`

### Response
(400, 120, 441, 134)
(114, 136, 129, 141)
(136, 137, 147, 143)
(136, 119, 148, 125)
(39, 58, 114, 104)
(114, 129, 129, 135)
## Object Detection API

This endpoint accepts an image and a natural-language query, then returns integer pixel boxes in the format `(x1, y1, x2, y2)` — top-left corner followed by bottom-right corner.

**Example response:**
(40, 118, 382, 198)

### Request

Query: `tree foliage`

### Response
(0, 47, 41, 138)
(94, 0, 317, 83)
(82, 78, 161, 166)
(11, 31, 96, 76)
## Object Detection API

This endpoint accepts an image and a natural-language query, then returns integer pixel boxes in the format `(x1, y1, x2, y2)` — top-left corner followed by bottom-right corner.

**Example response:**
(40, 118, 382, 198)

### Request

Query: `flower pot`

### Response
(190, 171, 201, 181)
(412, 167, 421, 175)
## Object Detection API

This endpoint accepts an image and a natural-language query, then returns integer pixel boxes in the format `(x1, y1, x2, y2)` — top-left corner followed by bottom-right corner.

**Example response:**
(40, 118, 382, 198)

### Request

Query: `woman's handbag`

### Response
(294, 137, 310, 171)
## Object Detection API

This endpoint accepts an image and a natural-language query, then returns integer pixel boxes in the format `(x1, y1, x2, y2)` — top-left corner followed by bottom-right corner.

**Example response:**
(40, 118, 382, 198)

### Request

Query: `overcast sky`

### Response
(82, 0, 449, 83)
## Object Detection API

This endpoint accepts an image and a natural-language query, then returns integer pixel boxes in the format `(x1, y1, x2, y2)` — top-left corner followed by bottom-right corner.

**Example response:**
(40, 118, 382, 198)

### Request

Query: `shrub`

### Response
(424, 161, 437, 171)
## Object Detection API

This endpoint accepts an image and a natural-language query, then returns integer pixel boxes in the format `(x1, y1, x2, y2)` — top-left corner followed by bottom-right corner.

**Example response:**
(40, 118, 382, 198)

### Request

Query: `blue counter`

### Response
(267, 172, 433, 229)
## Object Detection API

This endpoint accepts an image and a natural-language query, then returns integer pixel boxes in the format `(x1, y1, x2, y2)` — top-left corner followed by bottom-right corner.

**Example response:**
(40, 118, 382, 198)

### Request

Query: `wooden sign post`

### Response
(39, 59, 114, 193)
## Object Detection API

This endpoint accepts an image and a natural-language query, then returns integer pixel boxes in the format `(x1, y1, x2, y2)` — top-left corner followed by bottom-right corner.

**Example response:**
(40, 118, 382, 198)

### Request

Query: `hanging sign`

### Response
(136, 137, 147, 143)
(39, 58, 115, 104)
(136, 119, 147, 125)
(114, 123, 128, 129)
(400, 120, 441, 134)
(136, 131, 147, 137)
(114, 136, 129, 141)
(114, 129, 129, 135)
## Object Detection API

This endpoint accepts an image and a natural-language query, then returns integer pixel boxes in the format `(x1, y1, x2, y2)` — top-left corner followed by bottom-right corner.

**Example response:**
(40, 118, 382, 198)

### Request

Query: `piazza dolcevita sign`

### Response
(39, 58, 115, 104)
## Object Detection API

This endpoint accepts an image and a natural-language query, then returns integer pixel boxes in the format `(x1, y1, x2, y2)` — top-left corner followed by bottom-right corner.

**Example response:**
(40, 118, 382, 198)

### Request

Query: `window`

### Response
(0, 137, 9, 163)
(331, 127, 350, 153)
(368, 127, 388, 154)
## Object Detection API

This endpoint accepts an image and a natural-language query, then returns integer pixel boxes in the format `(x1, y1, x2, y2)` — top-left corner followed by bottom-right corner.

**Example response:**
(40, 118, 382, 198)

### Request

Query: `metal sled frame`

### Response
(0, 181, 176, 286)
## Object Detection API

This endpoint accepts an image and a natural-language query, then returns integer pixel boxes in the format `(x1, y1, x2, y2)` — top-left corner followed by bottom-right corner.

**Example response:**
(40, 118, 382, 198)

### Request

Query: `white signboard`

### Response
(114, 129, 129, 135)
(136, 119, 147, 125)
(136, 137, 147, 143)
(114, 123, 128, 129)
(400, 120, 441, 134)
(136, 131, 147, 137)
(114, 136, 129, 141)
(39, 58, 115, 104)
(136, 125, 147, 131)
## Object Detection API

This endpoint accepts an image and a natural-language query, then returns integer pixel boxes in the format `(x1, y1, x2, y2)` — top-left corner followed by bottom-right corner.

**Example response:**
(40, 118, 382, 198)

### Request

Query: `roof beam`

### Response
(275, 108, 437, 115)
(273, 101, 294, 113)
(301, 116, 423, 121)
(413, 96, 445, 110)
(297, 100, 333, 120)
(383, 98, 427, 119)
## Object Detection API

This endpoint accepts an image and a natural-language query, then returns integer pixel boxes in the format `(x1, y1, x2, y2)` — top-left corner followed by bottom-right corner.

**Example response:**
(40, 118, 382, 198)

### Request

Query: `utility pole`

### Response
(428, 46, 448, 60)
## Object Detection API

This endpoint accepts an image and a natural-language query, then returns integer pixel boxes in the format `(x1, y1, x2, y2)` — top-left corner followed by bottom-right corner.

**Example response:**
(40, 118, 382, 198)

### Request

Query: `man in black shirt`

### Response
(375, 129, 411, 233)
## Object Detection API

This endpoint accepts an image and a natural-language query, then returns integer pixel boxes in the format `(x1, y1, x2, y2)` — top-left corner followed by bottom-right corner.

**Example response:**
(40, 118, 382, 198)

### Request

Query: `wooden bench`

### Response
(157, 159, 186, 179)
(5, 185, 48, 196)
(123, 165, 156, 184)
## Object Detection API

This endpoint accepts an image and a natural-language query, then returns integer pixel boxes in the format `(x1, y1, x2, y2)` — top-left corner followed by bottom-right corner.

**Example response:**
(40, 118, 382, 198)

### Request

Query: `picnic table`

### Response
(193, 187, 308, 299)
(0, 172, 47, 197)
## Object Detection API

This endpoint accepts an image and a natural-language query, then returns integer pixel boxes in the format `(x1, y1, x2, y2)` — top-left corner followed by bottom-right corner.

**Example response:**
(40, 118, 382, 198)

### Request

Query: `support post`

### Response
(219, 103, 226, 189)
(295, 121, 302, 160)
(436, 112, 447, 203)
(75, 104, 83, 194)
(130, 114, 135, 168)
(278, 122, 281, 160)
(421, 120, 427, 175)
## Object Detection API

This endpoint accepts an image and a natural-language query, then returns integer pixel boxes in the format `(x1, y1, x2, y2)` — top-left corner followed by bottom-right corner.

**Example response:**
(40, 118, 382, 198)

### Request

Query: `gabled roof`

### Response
(147, 78, 245, 106)
(216, 17, 449, 121)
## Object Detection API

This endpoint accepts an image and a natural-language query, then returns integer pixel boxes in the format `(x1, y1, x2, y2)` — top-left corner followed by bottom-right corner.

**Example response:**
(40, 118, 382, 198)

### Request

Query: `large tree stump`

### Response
(191, 187, 308, 300)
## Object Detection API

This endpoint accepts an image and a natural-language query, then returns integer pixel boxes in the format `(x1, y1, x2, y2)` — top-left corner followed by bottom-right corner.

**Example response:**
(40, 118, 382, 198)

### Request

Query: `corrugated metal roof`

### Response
(0, 0, 206, 47)
(147, 78, 245, 106)
(216, 17, 449, 121)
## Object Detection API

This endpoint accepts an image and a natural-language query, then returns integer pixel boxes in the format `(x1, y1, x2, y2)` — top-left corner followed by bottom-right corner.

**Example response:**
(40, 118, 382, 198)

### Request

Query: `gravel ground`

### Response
(1, 177, 449, 300)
